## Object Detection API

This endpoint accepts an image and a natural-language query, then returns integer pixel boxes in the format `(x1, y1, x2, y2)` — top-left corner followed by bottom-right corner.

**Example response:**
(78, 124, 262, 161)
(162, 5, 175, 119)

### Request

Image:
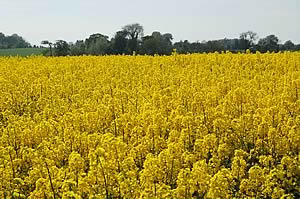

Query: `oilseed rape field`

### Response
(0, 52, 299, 198)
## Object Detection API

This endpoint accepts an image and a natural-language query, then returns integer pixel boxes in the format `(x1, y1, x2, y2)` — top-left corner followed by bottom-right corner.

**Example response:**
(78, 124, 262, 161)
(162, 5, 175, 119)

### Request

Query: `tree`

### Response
(140, 32, 174, 55)
(122, 23, 144, 54)
(70, 40, 86, 56)
(0, 32, 6, 48)
(122, 23, 144, 40)
(54, 40, 70, 56)
(0, 32, 5, 40)
(240, 31, 258, 51)
(85, 33, 110, 55)
(9, 34, 31, 48)
(283, 40, 295, 51)
(0, 33, 31, 49)
(111, 31, 128, 54)
(206, 40, 225, 52)
(257, 34, 279, 52)
(41, 40, 54, 56)
(141, 35, 160, 55)
(221, 38, 241, 51)
(174, 40, 191, 54)
(161, 33, 173, 54)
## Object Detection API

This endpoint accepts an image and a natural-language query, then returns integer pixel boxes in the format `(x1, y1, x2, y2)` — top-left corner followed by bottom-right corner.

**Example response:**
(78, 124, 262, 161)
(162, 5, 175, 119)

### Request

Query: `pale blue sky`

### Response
(1, 0, 299, 45)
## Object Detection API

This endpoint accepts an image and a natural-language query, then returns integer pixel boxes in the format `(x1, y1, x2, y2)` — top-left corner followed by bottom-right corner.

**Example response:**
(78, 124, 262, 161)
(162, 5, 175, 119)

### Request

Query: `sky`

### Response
(0, 0, 299, 45)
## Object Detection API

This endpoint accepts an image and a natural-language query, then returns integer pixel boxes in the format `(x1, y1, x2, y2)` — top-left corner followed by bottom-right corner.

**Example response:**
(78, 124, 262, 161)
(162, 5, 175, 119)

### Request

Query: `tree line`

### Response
(41, 23, 174, 56)
(174, 32, 299, 54)
(2, 23, 300, 55)
(0, 32, 31, 49)
(43, 24, 300, 56)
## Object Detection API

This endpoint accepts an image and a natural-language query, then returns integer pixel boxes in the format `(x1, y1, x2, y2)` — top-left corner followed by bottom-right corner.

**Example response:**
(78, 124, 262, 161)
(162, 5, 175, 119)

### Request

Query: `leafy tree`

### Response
(173, 40, 192, 54)
(206, 40, 225, 52)
(189, 42, 206, 53)
(140, 35, 159, 55)
(174, 39, 228, 54)
(160, 33, 173, 54)
(141, 32, 173, 55)
(9, 34, 31, 48)
(257, 34, 279, 52)
(0, 32, 6, 48)
(283, 40, 295, 51)
(85, 33, 110, 55)
(222, 38, 241, 51)
(111, 31, 128, 54)
(0, 32, 5, 40)
(54, 40, 70, 56)
(70, 40, 86, 56)
(0, 33, 31, 49)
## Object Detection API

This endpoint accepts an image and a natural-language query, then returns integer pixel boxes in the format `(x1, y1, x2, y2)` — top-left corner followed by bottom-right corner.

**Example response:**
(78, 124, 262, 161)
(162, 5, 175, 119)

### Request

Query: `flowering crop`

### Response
(0, 52, 299, 198)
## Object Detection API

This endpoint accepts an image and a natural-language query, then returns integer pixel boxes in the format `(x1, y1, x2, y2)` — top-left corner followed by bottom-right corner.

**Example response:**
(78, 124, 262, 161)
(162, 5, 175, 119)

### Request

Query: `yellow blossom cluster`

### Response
(0, 52, 299, 198)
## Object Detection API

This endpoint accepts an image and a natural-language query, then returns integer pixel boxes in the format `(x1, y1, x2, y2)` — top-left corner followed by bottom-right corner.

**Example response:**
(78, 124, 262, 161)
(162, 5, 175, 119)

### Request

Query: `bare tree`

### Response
(122, 23, 144, 54)
(240, 31, 258, 50)
(122, 23, 144, 40)
(41, 40, 53, 56)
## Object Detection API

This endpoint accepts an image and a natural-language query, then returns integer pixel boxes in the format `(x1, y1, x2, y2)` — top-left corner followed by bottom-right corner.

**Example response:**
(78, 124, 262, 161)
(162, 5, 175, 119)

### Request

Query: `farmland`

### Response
(0, 52, 299, 198)
(0, 48, 44, 57)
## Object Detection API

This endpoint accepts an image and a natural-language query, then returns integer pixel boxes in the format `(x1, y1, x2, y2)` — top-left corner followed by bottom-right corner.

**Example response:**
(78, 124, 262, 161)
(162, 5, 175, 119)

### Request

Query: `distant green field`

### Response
(0, 48, 45, 56)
